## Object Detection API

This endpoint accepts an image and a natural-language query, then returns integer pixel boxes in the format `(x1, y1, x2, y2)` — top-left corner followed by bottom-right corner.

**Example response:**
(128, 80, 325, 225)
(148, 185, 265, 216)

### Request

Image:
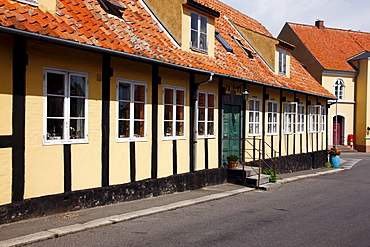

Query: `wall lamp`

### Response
(242, 89, 250, 101)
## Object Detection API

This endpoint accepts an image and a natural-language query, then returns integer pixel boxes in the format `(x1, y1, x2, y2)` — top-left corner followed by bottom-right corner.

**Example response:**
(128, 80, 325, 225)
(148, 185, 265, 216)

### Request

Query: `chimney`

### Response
(315, 20, 325, 30)
(39, 0, 56, 14)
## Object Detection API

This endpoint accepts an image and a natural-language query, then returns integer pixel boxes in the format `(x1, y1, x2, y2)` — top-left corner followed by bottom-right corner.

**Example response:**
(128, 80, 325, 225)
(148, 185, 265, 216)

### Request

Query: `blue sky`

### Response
(221, 0, 370, 37)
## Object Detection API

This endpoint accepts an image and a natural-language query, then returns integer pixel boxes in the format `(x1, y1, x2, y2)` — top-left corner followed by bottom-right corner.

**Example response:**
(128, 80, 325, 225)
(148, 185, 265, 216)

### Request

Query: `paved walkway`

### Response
(0, 157, 361, 247)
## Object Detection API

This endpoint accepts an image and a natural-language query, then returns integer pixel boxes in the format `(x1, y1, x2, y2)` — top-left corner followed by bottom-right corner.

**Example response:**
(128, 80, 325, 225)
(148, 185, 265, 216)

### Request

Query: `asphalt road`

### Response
(30, 154, 370, 247)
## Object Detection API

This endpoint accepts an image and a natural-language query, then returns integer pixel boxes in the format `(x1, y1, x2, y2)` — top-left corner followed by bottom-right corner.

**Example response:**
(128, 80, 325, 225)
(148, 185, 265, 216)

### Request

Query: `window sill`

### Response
(162, 136, 186, 141)
(197, 135, 216, 139)
(190, 47, 208, 55)
(116, 137, 148, 142)
(43, 139, 89, 145)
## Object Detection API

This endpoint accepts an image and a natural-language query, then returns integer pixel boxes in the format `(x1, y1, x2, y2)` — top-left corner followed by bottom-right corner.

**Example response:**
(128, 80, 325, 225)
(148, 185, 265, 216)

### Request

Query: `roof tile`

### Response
(288, 23, 370, 71)
(0, 0, 333, 98)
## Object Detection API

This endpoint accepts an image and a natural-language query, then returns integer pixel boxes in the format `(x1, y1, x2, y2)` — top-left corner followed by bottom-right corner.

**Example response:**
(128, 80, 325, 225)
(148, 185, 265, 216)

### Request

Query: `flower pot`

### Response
(330, 156, 340, 168)
(228, 161, 238, 169)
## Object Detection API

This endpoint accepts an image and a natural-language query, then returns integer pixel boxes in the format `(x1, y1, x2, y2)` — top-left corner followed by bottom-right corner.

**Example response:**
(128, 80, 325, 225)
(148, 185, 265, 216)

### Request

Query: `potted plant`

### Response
(328, 148, 341, 168)
(226, 154, 239, 169)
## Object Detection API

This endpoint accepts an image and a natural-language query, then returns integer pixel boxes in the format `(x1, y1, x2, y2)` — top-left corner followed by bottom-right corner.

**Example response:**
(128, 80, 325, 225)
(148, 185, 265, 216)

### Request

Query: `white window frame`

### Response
(278, 48, 287, 76)
(296, 104, 305, 134)
(16, 0, 38, 6)
(319, 106, 326, 132)
(162, 85, 186, 140)
(190, 11, 208, 53)
(197, 90, 216, 139)
(43, 68, 89, 145)
(267, 101, 278, 135)
(334, 78, 345, 101)
(116, 79, 147, 142)
(283, 102, 297, 134)
(248, 98, 260, 136)
(309, 105, 323, 133)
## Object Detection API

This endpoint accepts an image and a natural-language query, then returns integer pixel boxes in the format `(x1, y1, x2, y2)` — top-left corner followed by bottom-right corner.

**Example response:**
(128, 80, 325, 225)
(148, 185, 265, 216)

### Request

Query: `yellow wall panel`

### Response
(0, 34, 13, 135)
(177, 139, 190, 174)
(0, 148, 12, 205)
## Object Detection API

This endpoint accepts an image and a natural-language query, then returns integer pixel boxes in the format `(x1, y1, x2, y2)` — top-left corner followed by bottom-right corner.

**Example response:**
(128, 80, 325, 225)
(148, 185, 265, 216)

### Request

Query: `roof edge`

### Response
(0, 26, 334, 99)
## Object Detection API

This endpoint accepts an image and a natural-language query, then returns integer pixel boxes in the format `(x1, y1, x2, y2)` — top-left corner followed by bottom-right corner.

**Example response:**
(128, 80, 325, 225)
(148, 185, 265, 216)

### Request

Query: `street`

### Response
(30, 154, 370, 247)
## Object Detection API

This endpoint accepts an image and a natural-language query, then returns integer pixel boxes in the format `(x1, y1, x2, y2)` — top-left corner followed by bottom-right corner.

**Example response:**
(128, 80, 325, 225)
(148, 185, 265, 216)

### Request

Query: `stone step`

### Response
(245, 174, 270, 187)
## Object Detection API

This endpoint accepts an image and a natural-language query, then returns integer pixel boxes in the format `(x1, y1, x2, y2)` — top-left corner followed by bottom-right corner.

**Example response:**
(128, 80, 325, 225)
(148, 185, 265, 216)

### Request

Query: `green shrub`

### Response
(262, 169, 278, 183)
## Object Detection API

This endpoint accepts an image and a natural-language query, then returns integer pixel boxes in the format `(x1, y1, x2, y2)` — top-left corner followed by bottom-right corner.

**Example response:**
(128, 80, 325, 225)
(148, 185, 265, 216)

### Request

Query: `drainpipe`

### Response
(192, 73, 214, 172)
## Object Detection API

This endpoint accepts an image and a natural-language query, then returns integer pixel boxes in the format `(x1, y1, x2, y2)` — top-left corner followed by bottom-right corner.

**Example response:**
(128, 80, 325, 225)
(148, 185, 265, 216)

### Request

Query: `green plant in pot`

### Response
(226, 154, 239, 169)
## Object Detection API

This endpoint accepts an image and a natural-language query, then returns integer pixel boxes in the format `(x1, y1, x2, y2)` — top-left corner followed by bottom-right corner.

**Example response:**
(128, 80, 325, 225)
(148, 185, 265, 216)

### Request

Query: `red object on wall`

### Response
(348, 134, 354, 143)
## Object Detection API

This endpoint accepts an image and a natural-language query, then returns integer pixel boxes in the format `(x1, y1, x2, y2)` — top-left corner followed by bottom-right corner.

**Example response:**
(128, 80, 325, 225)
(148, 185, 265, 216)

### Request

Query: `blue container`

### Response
(330, 156, 340, 168)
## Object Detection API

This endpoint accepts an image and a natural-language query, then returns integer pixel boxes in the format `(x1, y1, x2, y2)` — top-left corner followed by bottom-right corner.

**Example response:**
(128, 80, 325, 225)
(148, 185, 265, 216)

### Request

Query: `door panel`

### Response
(223, 105, 241, 163)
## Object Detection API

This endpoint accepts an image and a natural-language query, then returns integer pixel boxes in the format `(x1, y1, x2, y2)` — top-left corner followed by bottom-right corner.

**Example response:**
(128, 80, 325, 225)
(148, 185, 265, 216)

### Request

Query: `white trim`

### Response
(247, 98, 261, 136)
(328, 100, 355, 104)
(266, 100, 278, 135)
(322, 70, 356, 77)
(190, 11, 208, 53)
(116, 79, 148, 142)
(16, 0, 38, 6)
(137, 0, 181, 49)
(162, 85, 187, 140)
(43, 68, 89, 145)
(197, 90, 216, 139)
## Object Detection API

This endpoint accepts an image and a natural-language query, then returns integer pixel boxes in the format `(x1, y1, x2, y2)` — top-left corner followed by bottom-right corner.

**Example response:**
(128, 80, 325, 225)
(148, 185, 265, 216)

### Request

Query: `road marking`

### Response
(340, 159, 361, 169)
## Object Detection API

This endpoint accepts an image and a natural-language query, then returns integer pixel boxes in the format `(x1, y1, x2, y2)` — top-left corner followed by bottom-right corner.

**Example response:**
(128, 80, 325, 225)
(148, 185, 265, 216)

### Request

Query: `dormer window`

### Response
(191, 11, 208, 53)
(16, 0, 38, 6)
(278, 48, 287, 76)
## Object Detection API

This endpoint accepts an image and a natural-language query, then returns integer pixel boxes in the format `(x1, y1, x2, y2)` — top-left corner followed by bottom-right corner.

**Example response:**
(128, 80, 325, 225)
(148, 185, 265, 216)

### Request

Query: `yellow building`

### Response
(279, 20, 370, 152)
(0, 0, 333, 223)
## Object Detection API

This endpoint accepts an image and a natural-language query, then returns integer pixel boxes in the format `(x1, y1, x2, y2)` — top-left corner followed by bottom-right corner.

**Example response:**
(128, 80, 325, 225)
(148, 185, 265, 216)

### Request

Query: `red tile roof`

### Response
(0, 0, 333, 98)
(287, 22, 370, 72)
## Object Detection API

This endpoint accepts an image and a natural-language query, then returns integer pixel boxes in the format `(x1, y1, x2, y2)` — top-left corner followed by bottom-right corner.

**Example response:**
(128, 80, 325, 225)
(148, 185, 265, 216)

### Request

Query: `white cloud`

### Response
(221, 0, 370, 36)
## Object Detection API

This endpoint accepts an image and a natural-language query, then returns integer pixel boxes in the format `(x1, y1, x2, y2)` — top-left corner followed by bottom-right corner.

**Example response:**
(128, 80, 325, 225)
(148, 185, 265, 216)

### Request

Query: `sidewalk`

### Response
(0, 167, 345, 247)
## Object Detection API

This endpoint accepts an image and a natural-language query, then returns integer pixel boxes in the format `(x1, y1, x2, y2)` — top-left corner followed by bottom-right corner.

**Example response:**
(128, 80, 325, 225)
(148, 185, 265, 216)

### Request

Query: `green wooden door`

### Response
(223, 105, 241, 164)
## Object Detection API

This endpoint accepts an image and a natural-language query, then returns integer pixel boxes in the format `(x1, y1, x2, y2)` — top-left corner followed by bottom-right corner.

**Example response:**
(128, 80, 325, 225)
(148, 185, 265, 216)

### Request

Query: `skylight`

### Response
(98, 0, 126, 18)
(233, 36, 255, 59)
(215, 31, 233, 53)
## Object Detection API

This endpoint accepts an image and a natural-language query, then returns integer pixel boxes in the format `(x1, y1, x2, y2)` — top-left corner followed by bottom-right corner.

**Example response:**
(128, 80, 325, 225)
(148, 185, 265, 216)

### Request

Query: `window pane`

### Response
(207, 122, 214, 135)
(208, 94, 214, 107)
(70, 75, 86, 96)
(47, 119, 64, 140)
(176, 90, 184, 105)
(198, 108, 205, 121)
(248, 101, 254, 111)
(119, 83, 130, 101)
(273, 103, 278, 112)
(191, 12, 198, 30)
(208, 108, 214, 121)
(47, 73, 64, 95)
(200, 16, 207, 33)
(164, 89, 173, 104)
(118, 120, 129, 138)
(70, 119, 85, 139)
(119, 102, 130, 119)
(164, 121, 173, 136)
(176, 122, 184, 136)
(249, 112, 253, 122)
(191, 30, 198, 48)
(176, 106, 184, 120)
(70, 98, 85, 117)
(249, 124, 253, 134)
(268, 102, 272, 112)
(134, 85, 145, 102)
(164, 105, 173, 120)
(47, 96, 64, 117)
(198, 122, 205, 135)
(198, 93, 206, 107)
(200, 33, 207, 50)
(134, 103, 144, 119)
(134, 121, 144, 137)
